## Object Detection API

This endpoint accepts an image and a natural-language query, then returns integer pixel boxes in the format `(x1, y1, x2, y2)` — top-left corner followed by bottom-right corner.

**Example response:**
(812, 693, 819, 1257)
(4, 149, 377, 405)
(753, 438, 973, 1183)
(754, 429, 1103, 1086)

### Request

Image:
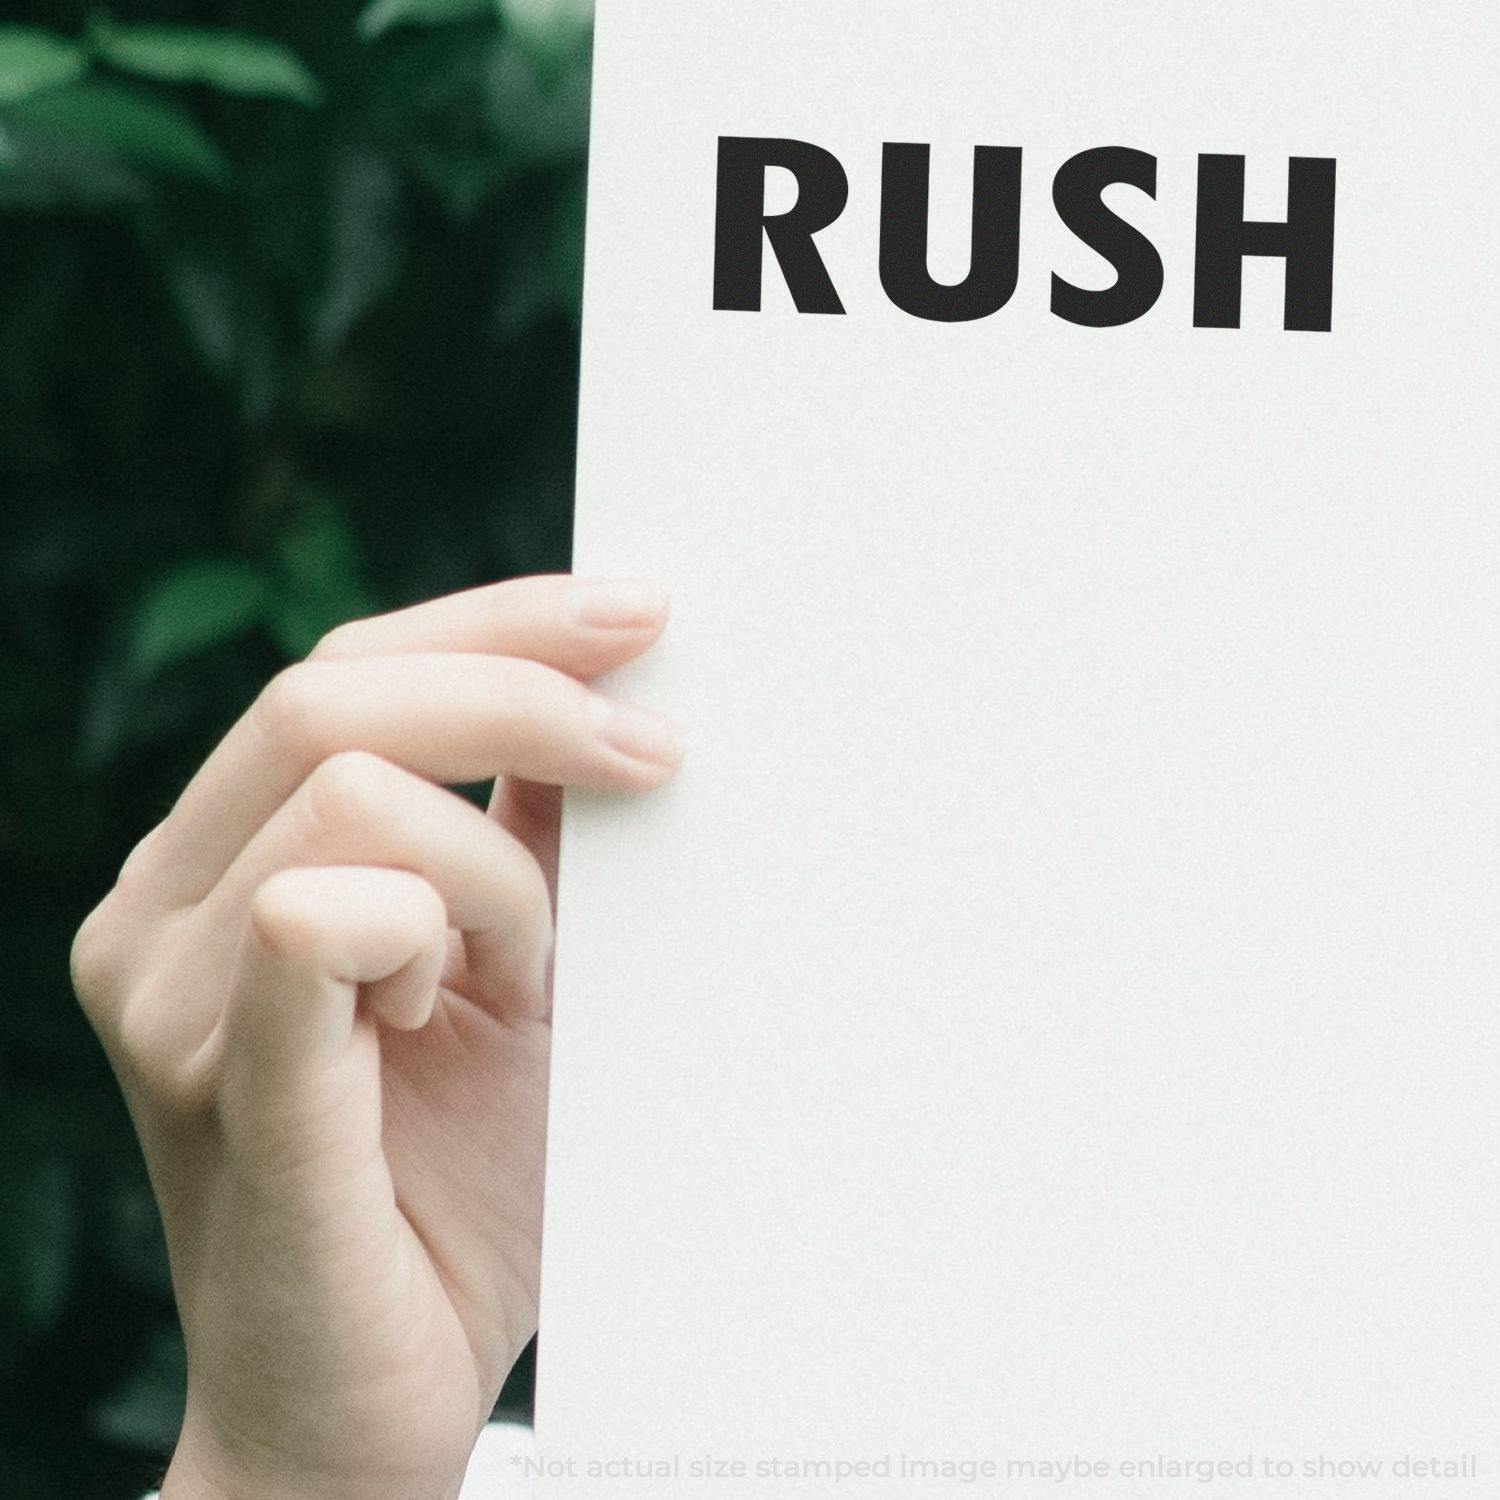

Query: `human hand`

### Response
(70, 576, 680, 1500)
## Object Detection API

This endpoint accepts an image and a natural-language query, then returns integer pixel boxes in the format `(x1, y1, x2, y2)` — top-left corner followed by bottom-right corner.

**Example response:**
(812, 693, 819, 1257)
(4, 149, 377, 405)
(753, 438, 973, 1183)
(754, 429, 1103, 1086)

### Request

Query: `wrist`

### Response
(160, 1443, 333, 1500)
(162, 1415, 464, 1500)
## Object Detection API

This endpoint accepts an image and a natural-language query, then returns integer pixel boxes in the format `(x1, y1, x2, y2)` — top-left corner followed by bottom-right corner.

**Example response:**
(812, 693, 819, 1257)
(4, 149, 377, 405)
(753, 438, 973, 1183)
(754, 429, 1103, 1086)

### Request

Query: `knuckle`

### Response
(110, 985, 204, 1110)
(303, 749, 400, 834)
(246, 870, 327, 961)
(69, 898, 121, 1015)
(505, 656, 593, 732)
(72, 821, 174, 1013)
(111, 986, 163, 1079)
(112, 824, 164, 897)
(251, 663, 330, 757)
(406, 876, 450, 943)
(307, 620, 362, 661)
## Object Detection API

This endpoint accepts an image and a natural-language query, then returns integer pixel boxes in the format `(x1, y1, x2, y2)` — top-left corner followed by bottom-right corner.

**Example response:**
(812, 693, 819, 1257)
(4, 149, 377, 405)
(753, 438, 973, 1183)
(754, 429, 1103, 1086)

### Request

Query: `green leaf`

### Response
(311, 147, 404, 353)
(88, 19, 324, 107)
(480, 29, 589, 166)
(0, 26, 89, 104)
(6, 80, 231, 184)
(503, 0, 593, 57)
(147, 236, 283, 422)
(0, 125, 149, 211)
(129, 560, 270, 680)
(268, 504, 376, 658)
(358, 0, 497, 42)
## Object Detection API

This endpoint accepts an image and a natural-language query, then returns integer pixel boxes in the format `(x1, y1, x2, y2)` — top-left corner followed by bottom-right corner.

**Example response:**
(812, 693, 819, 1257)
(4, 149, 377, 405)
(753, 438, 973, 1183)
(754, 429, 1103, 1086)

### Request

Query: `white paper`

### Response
(537, 4, 1498, 1494)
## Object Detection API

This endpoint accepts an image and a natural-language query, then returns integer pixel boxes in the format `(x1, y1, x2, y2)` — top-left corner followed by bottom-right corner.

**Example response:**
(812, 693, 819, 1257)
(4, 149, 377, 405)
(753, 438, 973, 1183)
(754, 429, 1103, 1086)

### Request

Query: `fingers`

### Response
(226, 866, 449, 1095)
(200, 752, 553, 1014)
(488, 778, 563, 902)
(312, 574, 668, 679)
(142, 650, 682, 907)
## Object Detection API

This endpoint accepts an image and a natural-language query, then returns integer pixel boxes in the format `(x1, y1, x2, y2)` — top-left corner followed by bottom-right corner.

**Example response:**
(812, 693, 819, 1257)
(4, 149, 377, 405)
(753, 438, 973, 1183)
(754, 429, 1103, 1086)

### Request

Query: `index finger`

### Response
(313, 574, 667, 678)
(118, 575, 675, 908)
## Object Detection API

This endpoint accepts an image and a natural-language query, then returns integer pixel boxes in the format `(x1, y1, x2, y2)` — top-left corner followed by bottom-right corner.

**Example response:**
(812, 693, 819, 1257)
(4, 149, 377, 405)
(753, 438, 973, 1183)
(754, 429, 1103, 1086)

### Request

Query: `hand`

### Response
(70, 576, 681, 1500)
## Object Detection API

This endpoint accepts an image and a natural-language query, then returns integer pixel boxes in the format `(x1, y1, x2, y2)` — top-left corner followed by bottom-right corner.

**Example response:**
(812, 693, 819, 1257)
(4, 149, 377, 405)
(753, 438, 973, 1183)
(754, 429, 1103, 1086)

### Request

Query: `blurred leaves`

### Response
(359, 0, 498, 42)
(127, 560, 271, 681)
(0, 15, 324, 201)
(122, 510, 382, 694)
(0, 26, 87, 102)
(91, 505, 376, 770)
(87, 18, 324, 107)
(6, 80, 231, 183)
(1, 0, 588, 1487)
(151, 233, 281, 416)
(313, 146, 404, 352)
(267, 503, 377, 656)
(129, 511, 376, 679)
(0, 124, 149, 210)
(504, 0, 594, 60)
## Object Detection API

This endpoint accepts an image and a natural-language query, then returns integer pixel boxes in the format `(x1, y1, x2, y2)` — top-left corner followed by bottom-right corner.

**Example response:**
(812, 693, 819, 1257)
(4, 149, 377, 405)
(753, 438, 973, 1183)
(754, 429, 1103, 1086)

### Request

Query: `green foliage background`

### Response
(1, 1, 591, 1490)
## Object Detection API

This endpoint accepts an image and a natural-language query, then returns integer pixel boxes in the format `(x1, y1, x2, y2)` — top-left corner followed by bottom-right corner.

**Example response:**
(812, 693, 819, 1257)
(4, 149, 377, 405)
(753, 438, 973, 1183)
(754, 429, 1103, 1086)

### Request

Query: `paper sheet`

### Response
(537, 4, 1498, 1494)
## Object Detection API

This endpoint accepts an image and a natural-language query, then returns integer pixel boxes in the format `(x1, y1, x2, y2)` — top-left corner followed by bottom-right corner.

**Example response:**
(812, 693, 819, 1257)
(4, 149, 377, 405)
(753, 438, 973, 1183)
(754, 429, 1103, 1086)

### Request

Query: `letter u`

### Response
(880, 144, 1022, 322)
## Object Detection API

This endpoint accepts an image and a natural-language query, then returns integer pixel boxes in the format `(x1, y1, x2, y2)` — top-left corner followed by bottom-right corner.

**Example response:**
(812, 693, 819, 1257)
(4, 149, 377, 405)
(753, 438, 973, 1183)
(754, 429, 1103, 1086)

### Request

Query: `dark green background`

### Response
(2, 1, 588, 1490)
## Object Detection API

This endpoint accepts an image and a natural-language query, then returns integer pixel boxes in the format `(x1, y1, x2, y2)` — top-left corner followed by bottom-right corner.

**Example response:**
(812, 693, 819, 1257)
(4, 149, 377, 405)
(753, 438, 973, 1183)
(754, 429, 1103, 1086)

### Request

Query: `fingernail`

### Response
(568, 578, 668, 629)
(592, 696, 685, 767)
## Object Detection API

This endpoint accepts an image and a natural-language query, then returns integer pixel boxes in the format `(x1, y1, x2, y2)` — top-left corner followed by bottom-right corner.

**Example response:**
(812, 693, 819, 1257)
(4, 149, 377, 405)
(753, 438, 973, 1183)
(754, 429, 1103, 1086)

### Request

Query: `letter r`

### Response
(714, 137, 849, 314)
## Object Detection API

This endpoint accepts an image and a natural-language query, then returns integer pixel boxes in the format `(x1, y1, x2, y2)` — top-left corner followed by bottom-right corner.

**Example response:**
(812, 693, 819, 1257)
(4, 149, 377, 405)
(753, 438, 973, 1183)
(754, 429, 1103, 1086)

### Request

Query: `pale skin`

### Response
(69, 575, 682, 1500)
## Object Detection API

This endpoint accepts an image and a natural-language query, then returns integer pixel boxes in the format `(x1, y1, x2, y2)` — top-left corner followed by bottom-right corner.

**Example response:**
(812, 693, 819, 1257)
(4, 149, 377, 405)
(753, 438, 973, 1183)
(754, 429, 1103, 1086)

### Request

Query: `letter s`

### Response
(1051, 146, 1164, 327)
